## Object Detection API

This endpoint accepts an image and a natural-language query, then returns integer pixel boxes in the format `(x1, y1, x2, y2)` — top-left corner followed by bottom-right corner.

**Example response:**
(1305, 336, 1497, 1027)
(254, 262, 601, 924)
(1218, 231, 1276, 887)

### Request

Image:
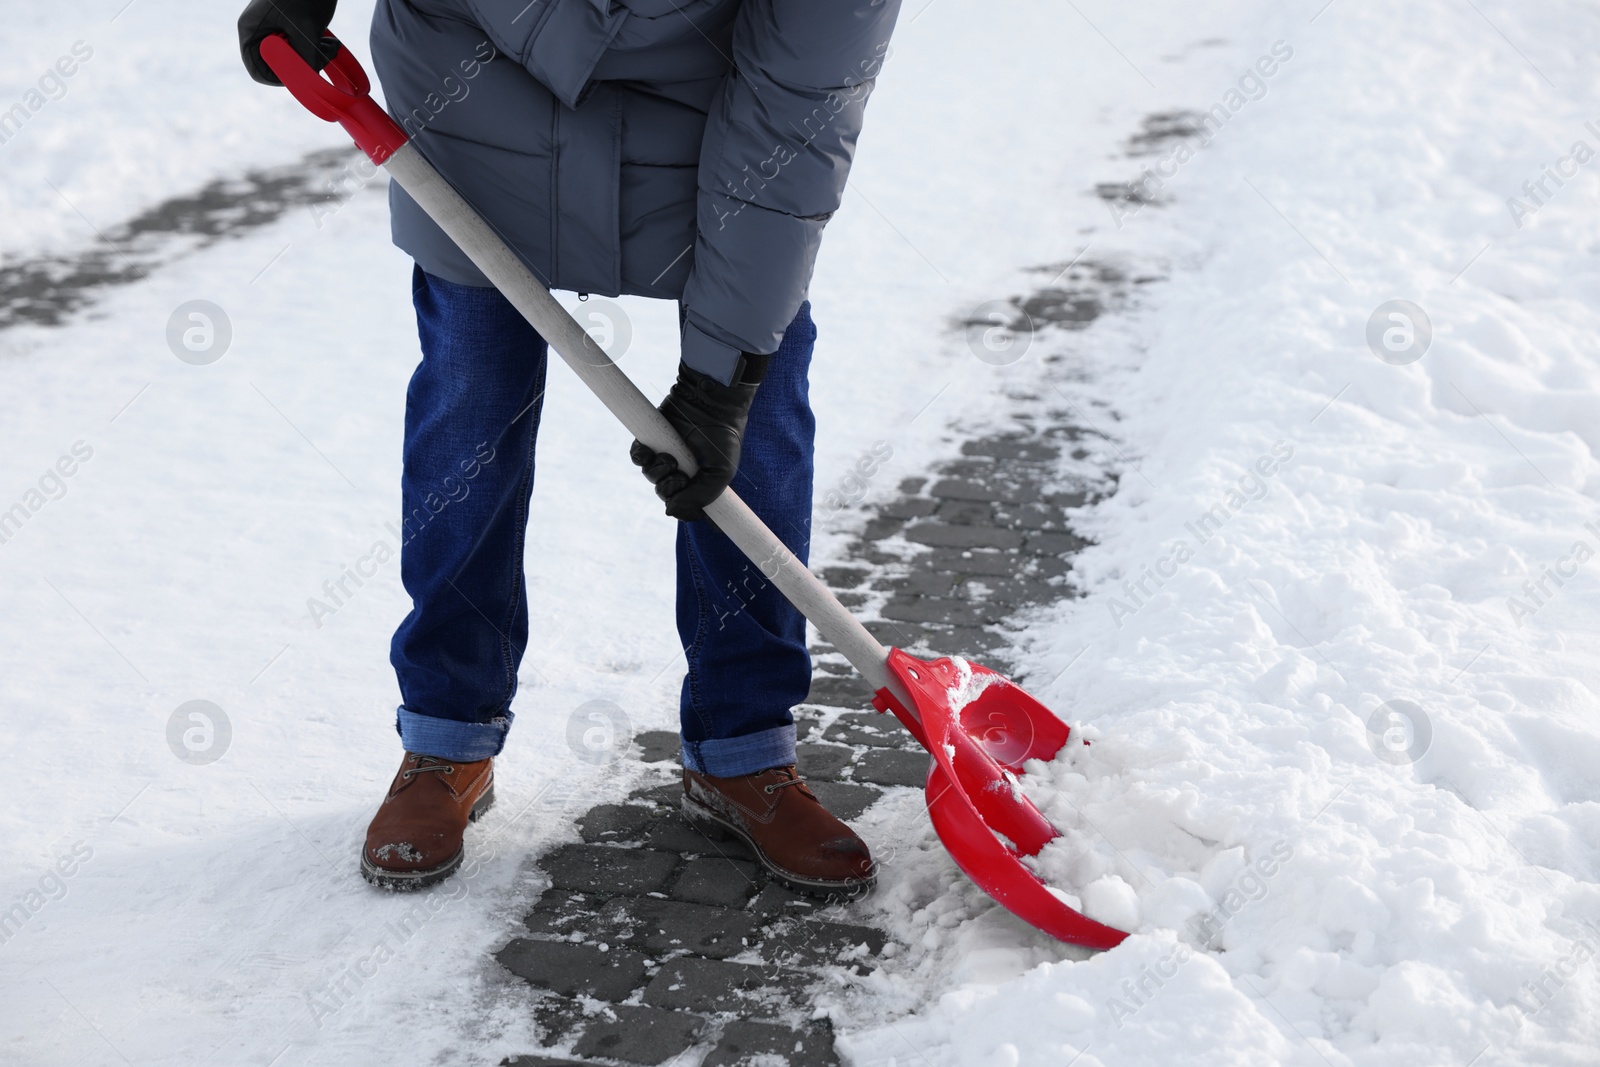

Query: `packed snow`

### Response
(4, 0, 1599, 1065)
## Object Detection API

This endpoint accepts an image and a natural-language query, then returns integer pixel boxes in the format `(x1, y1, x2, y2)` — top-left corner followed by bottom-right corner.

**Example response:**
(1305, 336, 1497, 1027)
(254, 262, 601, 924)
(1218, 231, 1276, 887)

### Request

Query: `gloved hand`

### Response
(631, 354, 770, 522)
(238, 0, 340, 86)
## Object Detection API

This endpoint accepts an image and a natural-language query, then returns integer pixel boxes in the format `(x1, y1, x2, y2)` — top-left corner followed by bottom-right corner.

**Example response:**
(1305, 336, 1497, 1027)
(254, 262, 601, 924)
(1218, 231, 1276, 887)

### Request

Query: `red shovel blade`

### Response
(873, 649, 1129, 950)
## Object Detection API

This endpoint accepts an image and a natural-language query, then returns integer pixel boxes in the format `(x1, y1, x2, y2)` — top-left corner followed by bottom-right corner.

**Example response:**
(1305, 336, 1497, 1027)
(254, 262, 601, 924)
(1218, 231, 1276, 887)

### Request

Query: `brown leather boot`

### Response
(682, 765, 875, 899)
(361, 752, 495, 890)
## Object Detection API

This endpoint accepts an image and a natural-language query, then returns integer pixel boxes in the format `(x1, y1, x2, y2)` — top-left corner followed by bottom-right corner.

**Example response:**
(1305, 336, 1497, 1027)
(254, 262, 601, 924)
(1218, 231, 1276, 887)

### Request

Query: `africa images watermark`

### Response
(1508, 920, 1600, 1024)
(822, 439, 894, 514)
(305, 441, 496, 628)
(311, 39, 499, 230)
(304, 775, 600, 1028)
(1106, 440, 1296, 629)
(1503, 520, 1600, 628)
(306, 839, 499, 1027)
(0, 841, 93, 946)
(0, 40, 93, 148)
(1108, 39, 1295, 228)
(1505, 119, 1600, 229)
(0, 440, 95, 547)
(1105, 840, 1294, 1028)
(712, 39, 892, 231)
(396, 40, 498, 139)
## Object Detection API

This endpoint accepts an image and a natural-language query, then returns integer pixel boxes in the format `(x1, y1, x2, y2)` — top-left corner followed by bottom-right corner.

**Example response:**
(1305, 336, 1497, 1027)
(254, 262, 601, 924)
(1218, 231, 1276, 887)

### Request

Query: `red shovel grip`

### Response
(259, 33, 408, 165)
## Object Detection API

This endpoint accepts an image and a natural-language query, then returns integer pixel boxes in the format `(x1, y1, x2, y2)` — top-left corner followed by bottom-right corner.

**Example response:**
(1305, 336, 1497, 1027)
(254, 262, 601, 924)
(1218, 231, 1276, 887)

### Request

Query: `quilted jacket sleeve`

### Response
(679, 0, 901, 382)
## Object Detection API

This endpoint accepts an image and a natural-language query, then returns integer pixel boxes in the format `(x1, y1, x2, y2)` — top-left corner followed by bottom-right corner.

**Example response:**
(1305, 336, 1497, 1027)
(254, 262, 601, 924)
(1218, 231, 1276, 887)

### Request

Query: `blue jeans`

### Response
(391, 266, 814, 776)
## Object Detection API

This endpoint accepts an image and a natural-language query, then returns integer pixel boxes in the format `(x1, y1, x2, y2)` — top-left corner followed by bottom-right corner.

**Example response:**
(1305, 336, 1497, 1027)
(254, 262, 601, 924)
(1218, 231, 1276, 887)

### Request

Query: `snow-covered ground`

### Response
(4, 0, 1599, 1065)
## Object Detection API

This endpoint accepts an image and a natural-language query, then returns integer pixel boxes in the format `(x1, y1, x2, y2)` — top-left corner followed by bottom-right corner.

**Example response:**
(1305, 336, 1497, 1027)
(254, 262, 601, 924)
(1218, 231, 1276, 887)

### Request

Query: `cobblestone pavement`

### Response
(495, 712, 907, 1067)
(494, 266, 1130, 1067)
(0, 147, 367, 330)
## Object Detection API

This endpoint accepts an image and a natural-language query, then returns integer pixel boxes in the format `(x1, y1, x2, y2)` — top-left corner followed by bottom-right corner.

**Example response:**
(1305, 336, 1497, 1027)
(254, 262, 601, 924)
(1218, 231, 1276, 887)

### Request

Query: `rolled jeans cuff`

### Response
(395, 705, 512, 762)
(681, 724, 797, 778)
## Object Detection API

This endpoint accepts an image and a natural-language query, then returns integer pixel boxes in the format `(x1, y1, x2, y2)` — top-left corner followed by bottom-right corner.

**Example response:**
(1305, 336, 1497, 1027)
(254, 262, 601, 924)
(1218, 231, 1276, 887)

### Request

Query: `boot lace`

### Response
(761, 767, 807, 795)
(402, 755, 455, 779)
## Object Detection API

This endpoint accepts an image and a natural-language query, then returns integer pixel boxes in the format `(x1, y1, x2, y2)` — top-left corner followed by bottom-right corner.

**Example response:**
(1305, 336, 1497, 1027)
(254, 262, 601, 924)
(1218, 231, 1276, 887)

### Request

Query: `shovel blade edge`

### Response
(874, 648, 1129, 950)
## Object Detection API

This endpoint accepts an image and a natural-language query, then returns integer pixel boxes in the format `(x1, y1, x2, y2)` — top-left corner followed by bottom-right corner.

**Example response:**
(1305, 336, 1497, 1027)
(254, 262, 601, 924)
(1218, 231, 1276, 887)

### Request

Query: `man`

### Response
(238, 0, 900, 897)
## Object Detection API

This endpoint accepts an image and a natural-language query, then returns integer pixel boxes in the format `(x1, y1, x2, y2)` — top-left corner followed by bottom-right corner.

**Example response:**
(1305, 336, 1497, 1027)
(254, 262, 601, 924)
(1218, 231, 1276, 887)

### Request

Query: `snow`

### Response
(4, 0, 1600, 1065)
(839, 2, 1600, 1064)
(0, 1, 378, 255)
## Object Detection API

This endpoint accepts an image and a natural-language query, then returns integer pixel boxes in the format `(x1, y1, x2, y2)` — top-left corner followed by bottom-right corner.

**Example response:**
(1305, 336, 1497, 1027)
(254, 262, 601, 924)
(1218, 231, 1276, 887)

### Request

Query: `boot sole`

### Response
(681, 793, 877, 902)
(360, 784, 496, 892)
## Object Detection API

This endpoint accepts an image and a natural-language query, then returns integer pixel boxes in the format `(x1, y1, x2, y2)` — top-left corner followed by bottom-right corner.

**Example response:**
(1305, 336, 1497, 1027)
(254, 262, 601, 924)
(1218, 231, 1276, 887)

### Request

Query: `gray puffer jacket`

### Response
(370, 0, 900, 382)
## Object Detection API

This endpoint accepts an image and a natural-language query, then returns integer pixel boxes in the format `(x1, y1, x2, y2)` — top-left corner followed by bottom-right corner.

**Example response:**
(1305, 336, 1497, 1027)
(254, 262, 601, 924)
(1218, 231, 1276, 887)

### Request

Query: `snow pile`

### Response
(843, 1, 1600, 1064)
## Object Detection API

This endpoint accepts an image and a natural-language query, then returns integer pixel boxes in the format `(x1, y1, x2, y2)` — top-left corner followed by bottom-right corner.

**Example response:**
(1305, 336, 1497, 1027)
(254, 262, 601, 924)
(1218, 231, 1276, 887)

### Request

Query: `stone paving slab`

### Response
(804, 673, 872, 707)
(643, 956, 809, 1015)
(854, 516, 905, 543)
(747, 882, 821, 919)
(1026, 530, 1090, 555)
(881, 497, 939, 520)
(814, 569, 867, 591)
(880, 593, 987, 627)
(570, 1004, 705, 1064)
(888, 570, 961, 597)
(962, 438, 1060, 461)
(794, 742, 853, 781)
(577, 804, 653, 843)
(597, 896, 757, 959)
(521, 890, 605, 938)
(934, 499, 995, 524)
(671, 857, 762, 908)
(802, 781, 882, 822)
(629, 782, 683, 806)
(542, 844, 680, 896)
(496, 939, 650, 1001)
(851, 748, 930, 789)
(819, 713, 904, 748)
(643, 812, 730, 855)
(702, 1019, 838, 1067)
(923, 548, 1019, 576)
(904, 522, 1025, 551)
(759, 918, 888, 969)
(927, 477, 1018, 503)
(633, 730, 681, 763)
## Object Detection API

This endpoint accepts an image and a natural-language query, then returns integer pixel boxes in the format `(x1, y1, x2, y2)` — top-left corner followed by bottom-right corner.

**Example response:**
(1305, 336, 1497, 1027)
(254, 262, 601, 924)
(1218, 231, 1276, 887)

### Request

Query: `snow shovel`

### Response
(261, 34, 1129, 951)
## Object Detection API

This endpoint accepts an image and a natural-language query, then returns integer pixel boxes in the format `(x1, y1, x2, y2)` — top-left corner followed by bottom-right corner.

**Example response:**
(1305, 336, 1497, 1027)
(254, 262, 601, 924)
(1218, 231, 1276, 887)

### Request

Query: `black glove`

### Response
(238, 0, 340, 86)
(631, 354, 770, 522)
